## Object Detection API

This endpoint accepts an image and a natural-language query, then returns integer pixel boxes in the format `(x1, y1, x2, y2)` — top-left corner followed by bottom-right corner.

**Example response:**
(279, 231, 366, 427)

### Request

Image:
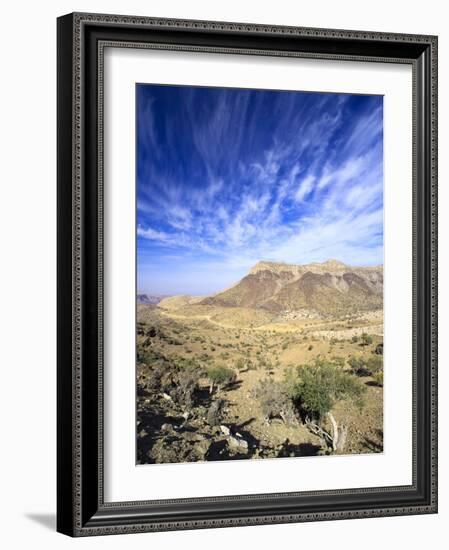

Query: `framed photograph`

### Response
(57, 12, 438, 536)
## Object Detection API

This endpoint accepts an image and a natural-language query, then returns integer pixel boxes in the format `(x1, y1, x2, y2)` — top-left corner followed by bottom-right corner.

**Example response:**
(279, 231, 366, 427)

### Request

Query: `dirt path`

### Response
(160, 309, 235, 329)
(161, 308, 383, 338)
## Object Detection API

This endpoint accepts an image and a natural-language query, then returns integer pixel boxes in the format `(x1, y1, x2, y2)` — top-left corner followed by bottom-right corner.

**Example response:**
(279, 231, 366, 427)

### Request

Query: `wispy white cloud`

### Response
(295, 174, 315, 202)
(137, 226, 170, 242)
(136, 85, 383, 294)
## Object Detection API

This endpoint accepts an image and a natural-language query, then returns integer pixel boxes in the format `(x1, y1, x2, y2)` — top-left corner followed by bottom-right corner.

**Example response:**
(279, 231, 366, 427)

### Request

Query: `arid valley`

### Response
(136, 260, 384, 464)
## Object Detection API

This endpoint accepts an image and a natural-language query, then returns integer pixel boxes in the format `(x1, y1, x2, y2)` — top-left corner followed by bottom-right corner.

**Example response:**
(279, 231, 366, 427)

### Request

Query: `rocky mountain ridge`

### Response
(201, 260, 383, 316)
(137, 294, 169, 305)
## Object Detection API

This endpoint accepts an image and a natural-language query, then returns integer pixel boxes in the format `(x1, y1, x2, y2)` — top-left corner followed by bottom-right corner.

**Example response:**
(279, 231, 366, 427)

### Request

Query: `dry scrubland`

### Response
(136, 300, 383, 464)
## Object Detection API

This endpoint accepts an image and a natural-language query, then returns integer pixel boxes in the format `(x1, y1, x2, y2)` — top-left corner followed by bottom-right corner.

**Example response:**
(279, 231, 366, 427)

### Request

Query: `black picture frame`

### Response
(57, 12, 438, 537)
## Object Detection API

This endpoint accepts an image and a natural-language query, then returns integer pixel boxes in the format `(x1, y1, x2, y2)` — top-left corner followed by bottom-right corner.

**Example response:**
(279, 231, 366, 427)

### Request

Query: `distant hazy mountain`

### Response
(200, 260, 383, 316)
(137, 294, 169, 305)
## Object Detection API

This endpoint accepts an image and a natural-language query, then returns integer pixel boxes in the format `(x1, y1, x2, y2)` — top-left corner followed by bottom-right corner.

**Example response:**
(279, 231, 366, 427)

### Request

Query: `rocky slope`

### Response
(201, 260, 383, 316)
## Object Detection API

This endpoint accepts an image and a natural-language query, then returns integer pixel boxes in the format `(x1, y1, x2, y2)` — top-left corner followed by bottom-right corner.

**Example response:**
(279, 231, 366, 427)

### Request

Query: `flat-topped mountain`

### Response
(249, 259, 348, 276)
(201, 260, 383, 316)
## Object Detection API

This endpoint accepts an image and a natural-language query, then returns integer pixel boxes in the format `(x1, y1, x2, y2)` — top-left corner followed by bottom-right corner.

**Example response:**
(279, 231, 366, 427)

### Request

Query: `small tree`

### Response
(360, 333, 373, 347)
(348, 356, 370, 376)
(206, 366, 236, 394)
(171, 366, 202, 409)
(252, 379, 297, 425)
(286, 360, 366, 453)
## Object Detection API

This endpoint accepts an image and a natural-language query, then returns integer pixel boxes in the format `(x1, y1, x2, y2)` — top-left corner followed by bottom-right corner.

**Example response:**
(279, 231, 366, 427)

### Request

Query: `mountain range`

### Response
(199, 260, 383, 316)
(137, 294, 169, 305)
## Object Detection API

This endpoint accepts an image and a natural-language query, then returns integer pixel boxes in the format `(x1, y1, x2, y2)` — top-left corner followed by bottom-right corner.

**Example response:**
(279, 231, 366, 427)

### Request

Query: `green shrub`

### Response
(366, 355, 383, 374)
(348, 356, 370, 376)
(372, 371, 384, 386)
(285, 360, 366, 420)
(360, 333, 373, 347)
(206, 365, 236, 393)
(351, 335, 359, 343)
(348, 355, 382, 377)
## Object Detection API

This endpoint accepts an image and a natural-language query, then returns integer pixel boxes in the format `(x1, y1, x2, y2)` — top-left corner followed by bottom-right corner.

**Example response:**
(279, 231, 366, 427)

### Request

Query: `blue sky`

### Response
(136, 84, 383, 296)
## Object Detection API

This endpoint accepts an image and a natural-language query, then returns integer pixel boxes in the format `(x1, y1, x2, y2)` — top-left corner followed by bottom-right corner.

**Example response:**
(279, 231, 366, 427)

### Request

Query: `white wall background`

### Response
(0, 1, 446, 548)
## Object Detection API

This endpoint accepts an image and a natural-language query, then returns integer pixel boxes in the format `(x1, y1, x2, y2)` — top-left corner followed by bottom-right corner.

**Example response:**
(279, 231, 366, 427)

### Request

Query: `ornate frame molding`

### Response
(57, 12, 438, 537)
